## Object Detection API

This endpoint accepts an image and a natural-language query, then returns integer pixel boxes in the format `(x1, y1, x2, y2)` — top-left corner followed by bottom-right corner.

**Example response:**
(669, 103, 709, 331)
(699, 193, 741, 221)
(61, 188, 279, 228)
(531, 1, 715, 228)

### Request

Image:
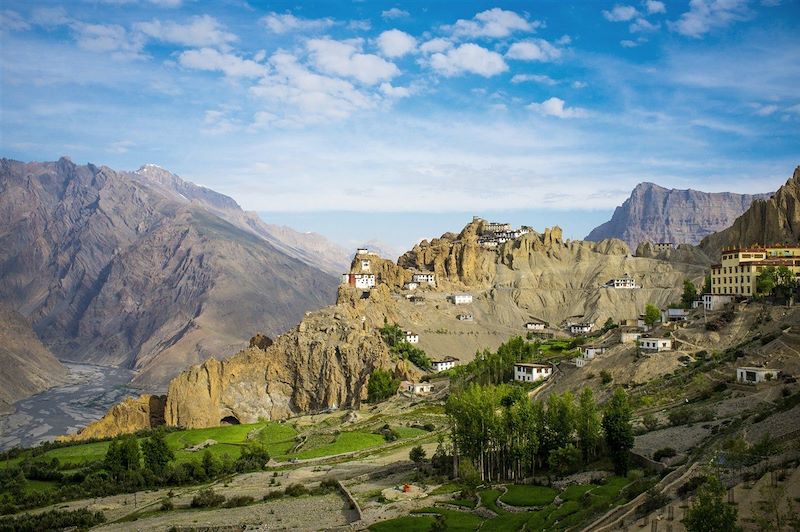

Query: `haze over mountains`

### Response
(585, 182, 772, 250)
(0, 158, 340, 390)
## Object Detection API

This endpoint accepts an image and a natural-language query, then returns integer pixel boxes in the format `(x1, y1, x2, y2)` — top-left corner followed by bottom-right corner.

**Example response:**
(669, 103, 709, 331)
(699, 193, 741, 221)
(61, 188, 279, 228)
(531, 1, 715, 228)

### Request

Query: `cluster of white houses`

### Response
(604, 274, 638, 289)
(476, 218, 532, 249)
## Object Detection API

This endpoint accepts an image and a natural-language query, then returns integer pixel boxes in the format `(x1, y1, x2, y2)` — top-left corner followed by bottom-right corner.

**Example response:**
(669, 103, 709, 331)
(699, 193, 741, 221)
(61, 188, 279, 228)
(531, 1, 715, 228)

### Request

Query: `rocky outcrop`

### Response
(164, 306, 394, 428)
(59, 394, 166, 441)
(700, 166, 800, 259)
(0, 304, 67, 410)
(586, 182, 771, 249)
(398, 219, 496, 288)
(0, 158, 338, 389)
(249, 334, 273, 351)
(635, 242, 713, 265)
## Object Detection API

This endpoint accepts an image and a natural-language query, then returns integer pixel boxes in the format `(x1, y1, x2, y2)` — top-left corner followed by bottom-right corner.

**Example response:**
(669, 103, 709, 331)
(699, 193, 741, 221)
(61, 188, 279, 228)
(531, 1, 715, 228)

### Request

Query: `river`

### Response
(0, 362, 137, 450)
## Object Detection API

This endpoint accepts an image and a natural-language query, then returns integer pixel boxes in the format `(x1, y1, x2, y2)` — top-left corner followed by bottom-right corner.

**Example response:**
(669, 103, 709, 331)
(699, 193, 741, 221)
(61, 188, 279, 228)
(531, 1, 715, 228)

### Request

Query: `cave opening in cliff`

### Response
(220, 415, 241, 425)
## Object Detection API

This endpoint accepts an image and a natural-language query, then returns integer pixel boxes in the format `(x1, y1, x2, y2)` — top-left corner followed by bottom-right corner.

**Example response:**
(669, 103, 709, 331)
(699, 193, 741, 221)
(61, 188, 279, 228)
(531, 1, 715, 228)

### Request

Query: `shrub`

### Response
(284, 483, 309, 497)
(642, 413, 659, 431)
(191, 489, 225, 508)
(224, 495, 254, 508)
(160, 498, 174, 511)
(409, 445, 427, 463)
(667, 406, 694, 426)
(653, 447, 677, 461)
(637, 488, 669, 516)
(0, 508, 106, 530)
(264, 490, 283, 500)
(367, 369, 399, 403)
(600, 370, 613, 384)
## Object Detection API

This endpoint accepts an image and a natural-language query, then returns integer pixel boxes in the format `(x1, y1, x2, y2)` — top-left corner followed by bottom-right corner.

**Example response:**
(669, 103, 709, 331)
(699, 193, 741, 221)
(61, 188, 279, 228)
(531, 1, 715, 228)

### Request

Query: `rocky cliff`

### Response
(0, 158, 339, 389)
(71, 219, 707, 437)
(0, 304, 67, 411)
(586, 182, 771, 249)
(699, 166, 800, 258)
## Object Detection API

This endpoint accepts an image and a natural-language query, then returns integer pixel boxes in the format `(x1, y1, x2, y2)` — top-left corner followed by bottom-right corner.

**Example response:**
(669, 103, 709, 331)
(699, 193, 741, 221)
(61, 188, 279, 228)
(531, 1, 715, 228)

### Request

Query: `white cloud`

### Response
(135, 15, 237, 48)
(178, 48, 266, 78)
(446, 8, 539, 39)
(31, 7, 70, 26)
(307, 38, 399, 85)
(419, 38, 452, 54)
(429, 43, 508, 77)
(0, 10, 30, 31)
(71, 22, 146, 59)
(380, 82, 411, 98)
(669, 0, 751, 38)
(377, 29, 417, 58)
(511, 74, 558, 85)
(202, 109, 240, 135)
(620, 39, 640, 47)
(250, 51, 377, 124)
(602, 5, 640, 22)
(646, 1, 667, 14)
(557, 35, 572, 45)
(527, 97, 588, 118)
(751, 103, 779, 116)
(260, 12, 334, 34)
(506, 39, 562, 61)
(347, 19, 372, 31)
(381, 8, 409, 19)
(571, 80, 588, 89)
(629, 18, 660, 32)
(108, 139, 135, 153)
(787, 104, 800, 114)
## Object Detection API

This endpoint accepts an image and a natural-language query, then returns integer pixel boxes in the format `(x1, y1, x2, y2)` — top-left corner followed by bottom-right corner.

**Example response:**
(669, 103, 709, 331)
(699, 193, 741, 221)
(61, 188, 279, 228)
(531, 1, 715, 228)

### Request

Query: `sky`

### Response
(1, 1, 799, 252)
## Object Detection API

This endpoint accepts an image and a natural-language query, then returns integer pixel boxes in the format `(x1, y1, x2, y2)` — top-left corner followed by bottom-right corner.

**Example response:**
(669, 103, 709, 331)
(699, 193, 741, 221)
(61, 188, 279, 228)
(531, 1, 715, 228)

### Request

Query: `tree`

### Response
(576, 388, 602, 463)
(703, 273, 712, 294)
(104, 435, 141, 478)
(642, 413, 659, 431)
(683, 476, 740, 532)
(235, 440, 270, 472)
(602, 317, 616, 332)
(644, 304, 662, 327)
(602, 388, 634, 476)
(757, 266, 777, 296)
(142, 430, 174, 476)
(202, 450, 220, 478)
(409, 445, 426, 463)
(367, 369, 399, 403)
(681, 279, 698, 309)
(548, 444, 581, 476)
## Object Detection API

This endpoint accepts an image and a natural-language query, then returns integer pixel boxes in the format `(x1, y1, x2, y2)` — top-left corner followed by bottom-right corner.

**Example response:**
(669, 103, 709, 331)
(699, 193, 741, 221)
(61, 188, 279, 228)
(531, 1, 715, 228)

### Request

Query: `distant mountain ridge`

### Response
(586, 182, 772, 250)
(700, 166, 800, 257)
(0, 157, 340, 389)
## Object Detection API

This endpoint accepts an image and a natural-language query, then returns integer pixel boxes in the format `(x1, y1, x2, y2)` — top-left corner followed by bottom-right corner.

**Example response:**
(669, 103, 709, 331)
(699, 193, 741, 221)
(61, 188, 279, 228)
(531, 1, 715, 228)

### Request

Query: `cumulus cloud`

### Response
(377, 29, 417, 58)
(646, 0, 667, 14)
(381, 8, 409, 19)
(347, 19, 372, 31)
(72, 22, 146, 59)
(669, 0, 751, 38)
(178, 48, 266, 78)
(446, 8, 539, 39)
(135, 15, 237, 48)
(630, 18, 660, 32)
(511, 74, 558, 85)
(380, 82, 411, 98)
(527, 97, 588, 118)
(428, 43, 508, 77)
(250, 51, 377, 124)
(260, 12, 334, 34)
(419, 38, 452, 54)
(506, 39, 562, 61)
(307, 38, 399, 85)
(602, 5, 639, 22)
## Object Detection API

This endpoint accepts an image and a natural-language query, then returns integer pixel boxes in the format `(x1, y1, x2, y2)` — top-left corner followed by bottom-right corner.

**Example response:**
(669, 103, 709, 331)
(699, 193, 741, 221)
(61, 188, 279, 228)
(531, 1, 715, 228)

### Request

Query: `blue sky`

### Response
(1, 1, 798, 252)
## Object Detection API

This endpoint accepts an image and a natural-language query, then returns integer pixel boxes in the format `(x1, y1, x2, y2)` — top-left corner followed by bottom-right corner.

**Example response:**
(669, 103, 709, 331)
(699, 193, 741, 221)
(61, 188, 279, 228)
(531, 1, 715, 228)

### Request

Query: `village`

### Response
(341, 223, 800, 399)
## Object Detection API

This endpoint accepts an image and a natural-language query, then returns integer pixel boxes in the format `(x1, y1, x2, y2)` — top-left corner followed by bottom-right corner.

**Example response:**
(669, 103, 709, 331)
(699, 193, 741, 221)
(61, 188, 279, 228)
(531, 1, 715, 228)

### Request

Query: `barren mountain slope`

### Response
(0, 158, 338, 389)
(586, 182, 771, 249)
(0, 304, 67, 410)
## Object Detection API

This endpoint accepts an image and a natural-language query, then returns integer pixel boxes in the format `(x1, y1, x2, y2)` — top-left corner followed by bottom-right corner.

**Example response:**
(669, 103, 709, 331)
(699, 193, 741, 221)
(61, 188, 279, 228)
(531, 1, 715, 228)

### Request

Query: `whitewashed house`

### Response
(569, 323, 593, 335)
(513, 363, 553, 383)
(652, 242, 674, 252)
(406, 382, 434, 395)
(431, 357, 459, 372)
(356, 248, 369, 255)
(451, 293, 473, 305)
(404, 282, 419, 291)
(638, 337, 672, 352)
(484, 221, 512, 233)
(606, 275, 638, 289)
(457, 314, 474, 321)
(412, 272, 436, 286)
(341, 273, 376, 289)
(574, 356, 590, 368)
(702, 294, 734, 311)
(619, 329, 643, 344)
(525, 319, 547, 331)
(405, 331, 419, 344)
(581, 345, 606, 358)
(736, 367, 779, 384)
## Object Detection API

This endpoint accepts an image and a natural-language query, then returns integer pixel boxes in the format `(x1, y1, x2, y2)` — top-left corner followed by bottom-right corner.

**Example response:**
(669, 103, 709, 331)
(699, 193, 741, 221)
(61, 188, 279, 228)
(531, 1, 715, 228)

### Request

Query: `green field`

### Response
(499, 484, 557, 507)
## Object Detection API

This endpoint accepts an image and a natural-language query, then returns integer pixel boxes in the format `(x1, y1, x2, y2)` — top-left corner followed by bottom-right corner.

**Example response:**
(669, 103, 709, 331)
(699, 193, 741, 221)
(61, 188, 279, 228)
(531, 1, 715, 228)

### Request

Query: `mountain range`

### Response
(0, 158, 342, 390)
(585, 182, 772, 250)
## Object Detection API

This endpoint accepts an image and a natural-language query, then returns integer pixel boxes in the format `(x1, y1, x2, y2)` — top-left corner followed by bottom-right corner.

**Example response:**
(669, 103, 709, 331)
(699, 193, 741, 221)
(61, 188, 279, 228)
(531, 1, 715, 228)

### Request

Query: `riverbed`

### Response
(0, 362, 137, 450)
